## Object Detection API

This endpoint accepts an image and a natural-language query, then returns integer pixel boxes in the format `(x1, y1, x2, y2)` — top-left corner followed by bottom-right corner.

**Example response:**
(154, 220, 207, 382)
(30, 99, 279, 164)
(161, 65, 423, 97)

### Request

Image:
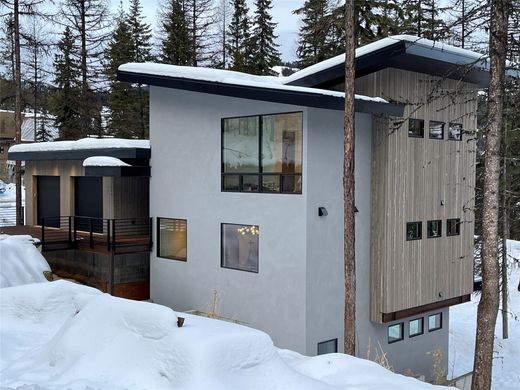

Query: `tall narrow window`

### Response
(221, 223, 259, 273)
(429, 121, 444, 140)
(408, 119, 424, 138)
(406, 221, 422, 241)
(427, 220, 442, 238)
(157, 218, 187, 261)
(448, 123, 462, 141)
(409, 318, 424, 337)
(222, 112, 303, 194)
(447, 218, 461, 236)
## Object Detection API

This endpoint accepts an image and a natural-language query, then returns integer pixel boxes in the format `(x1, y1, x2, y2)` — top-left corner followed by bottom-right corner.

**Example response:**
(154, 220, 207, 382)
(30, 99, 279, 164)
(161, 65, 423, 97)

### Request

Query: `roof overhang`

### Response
(84, 166, 151, 177)
(117, 70, 404, 117)
(8, 147, 151, 161)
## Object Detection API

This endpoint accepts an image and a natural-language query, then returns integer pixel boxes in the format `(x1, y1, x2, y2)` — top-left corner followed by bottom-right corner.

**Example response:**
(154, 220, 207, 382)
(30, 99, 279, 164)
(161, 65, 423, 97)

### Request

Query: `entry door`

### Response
(37, 176, 60, 227)
(74, 177, 103, 232)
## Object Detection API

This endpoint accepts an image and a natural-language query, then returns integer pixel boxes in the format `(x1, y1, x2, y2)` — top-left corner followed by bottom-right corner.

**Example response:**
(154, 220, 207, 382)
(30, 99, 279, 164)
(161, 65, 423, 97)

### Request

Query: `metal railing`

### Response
(0, 205, 24, 227)
(41, 216, 152, 253)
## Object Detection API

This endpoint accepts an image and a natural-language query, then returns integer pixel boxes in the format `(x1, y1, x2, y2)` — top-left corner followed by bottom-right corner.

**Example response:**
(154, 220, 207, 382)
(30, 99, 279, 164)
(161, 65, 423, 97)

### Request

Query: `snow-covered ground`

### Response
(0, 180, 25, 227)
(0, 237, 449, 390)
(449, 239, 520, 390)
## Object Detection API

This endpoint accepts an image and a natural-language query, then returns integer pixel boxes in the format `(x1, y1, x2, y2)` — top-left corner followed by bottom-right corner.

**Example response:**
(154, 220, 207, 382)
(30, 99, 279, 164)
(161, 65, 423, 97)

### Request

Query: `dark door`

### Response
(37, 176, 60, 227)
(74, 177, 103, 232)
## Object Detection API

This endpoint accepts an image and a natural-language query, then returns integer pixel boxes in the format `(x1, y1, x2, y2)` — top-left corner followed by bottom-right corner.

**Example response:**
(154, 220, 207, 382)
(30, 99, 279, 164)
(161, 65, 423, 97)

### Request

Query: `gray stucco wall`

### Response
(149, 86, 450, 380)
(149, 87, 309, 352)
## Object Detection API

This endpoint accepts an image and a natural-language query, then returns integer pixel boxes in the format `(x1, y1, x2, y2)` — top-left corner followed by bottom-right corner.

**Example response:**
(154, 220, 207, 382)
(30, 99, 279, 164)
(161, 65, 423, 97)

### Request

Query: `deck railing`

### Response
(41, 216, 152, 253)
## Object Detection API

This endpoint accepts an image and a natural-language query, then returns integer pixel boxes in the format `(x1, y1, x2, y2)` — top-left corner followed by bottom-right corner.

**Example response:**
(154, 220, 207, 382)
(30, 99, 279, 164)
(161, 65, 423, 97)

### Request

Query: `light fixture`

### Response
(318, 207, 328, 217)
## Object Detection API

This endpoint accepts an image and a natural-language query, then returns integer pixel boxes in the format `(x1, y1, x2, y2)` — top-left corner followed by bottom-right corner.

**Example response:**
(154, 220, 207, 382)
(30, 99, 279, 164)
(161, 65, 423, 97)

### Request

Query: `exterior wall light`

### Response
(318, 207, 328, 217)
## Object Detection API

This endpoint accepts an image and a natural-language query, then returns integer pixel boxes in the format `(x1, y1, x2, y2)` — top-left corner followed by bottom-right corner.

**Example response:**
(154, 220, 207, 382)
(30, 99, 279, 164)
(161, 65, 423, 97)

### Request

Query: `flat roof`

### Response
(8, 138, 150, 161)
(117, 63, 404, 117)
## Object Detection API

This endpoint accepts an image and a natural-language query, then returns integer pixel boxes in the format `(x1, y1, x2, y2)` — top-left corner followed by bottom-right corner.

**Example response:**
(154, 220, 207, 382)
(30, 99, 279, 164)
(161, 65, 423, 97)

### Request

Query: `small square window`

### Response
(428, 313, 442, 331)
(447, 218, 461, 236)
(388, 323, 404, 343)
(448, 123, 463, 140)
(409, 318, 424, 337)
(427, 220, 442, 238)
(221, 223, 259, 273)
(406, 222, 422, 241)
(429, 121, 444, 140)
(157, 218, 187, 261)
(317, 338, 338, 355)
(408, 119, 424, 138)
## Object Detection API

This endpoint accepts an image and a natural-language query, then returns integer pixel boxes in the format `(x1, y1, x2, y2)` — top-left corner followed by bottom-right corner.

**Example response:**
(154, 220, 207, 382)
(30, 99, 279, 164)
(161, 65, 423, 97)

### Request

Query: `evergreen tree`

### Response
(35, 109, 53, 142)
(294, 0, 332, 68)
(160, 0, 192, 65)
(185, 0, 215, 66)
(226, 0, 252, 72)
(250, 0, 280, 75)
(105, 6, 137, 138)
(401, 0, 448, 40)
(52, 27, 81, 140)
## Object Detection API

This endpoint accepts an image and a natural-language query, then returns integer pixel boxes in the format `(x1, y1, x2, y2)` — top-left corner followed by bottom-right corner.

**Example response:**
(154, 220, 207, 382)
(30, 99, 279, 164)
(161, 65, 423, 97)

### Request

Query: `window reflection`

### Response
(221, 223, 259, 272)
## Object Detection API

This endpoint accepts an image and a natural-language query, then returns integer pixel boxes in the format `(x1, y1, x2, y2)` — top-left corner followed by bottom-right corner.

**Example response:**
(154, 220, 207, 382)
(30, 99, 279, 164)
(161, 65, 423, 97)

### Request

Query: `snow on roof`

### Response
(119, 62, 388, 104)
(83, 156, 130, 167)
(284, 34, 490, 85)
(9, 138, 150, 154)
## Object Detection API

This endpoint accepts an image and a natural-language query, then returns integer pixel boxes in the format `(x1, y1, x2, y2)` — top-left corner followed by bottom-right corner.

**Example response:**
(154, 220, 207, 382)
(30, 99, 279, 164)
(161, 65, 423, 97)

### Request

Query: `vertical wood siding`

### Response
(356, 68, 477, 323)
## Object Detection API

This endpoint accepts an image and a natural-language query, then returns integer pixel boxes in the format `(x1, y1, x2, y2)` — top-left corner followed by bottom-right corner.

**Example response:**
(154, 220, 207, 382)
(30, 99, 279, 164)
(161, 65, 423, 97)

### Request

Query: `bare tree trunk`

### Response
(501, 122, 509, 339)
(471, 0, 510, 389)
(343, 0, 356, 357)
(14, 0, 23, 226)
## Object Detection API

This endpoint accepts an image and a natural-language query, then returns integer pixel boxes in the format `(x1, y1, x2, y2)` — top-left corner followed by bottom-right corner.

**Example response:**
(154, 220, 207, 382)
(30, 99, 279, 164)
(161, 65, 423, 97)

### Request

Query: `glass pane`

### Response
(242, 175, 259, 192)
(406, 222, 422, 240)
(449, 123, 462, 140)
(428, 220, 442, 238)
(408, 119, 424, 137)
(282, 174, 302, 193)
(159, 218, 187, 261)
(223, 116, 259, 173)
(388, 323, 403, 343)
(222, 224, 259, 272)
(429, 121, 444, 139)
(261, 113, 302, 174)
(262, 175, 280, 192)
(410, 318, 423, 336)
(223, 175, 240, 191)
(447, 219, 460, 236)
(317, 339, 337, 355)
(428, 314, 442, 331)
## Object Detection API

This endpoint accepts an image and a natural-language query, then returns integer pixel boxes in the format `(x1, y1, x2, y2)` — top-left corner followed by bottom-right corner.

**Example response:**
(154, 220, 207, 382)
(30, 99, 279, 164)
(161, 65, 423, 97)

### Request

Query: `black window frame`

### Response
(429, 120, 445, 140)
(406, 221, 422, 241)
(157, 217, 188, 262)
(447, 218, 461, 236)
(409, 317, 424, 338)
(408, 118, 425, 138)
(220, 222, 260, 273)
(388, 322, 404, 344)
(317, 338, 338, 355)
(427, 220, 442, 239)
(221, 111, 303, 195)
(428, 313, 443, 332)
(448, 123, 463, 141)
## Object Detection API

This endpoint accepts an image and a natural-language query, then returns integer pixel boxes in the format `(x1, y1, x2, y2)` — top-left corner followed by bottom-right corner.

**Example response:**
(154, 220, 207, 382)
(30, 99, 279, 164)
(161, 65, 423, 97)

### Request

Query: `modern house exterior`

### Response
(7, 139, 152, 300)
(114, 35, 493, 381)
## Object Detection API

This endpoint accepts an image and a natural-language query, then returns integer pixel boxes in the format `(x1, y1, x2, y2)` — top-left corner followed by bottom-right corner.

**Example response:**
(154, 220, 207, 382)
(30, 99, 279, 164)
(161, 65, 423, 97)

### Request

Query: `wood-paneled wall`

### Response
(355, 68, 477, 323)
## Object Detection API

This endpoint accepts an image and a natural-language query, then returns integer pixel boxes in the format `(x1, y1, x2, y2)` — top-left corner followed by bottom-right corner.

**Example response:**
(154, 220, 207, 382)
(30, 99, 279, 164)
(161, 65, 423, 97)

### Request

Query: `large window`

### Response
(157, 218, 187, 261)
(222, 112, 303, 194)
(221, 223, 259, 273)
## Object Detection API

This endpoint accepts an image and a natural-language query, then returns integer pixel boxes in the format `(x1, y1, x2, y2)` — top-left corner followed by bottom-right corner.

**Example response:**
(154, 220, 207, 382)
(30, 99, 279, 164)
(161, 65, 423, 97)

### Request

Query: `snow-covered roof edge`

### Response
(83, 156, 131, 167)
(9, 138, 150, 154)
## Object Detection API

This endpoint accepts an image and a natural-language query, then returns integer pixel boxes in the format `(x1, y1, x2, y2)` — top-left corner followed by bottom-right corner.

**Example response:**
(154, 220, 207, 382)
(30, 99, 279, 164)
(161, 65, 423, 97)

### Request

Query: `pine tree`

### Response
(401, 0, 448, 40)
(250, 0, 280, 75)
(160, 0, 192, 65)
(35, 109, 53, 142)
(184, 0, 215, 66)
(53, 27, 81, 140)
(226, 0, 252, 72)
(105, 6, 137, 138)
(294, 0, 332, 68)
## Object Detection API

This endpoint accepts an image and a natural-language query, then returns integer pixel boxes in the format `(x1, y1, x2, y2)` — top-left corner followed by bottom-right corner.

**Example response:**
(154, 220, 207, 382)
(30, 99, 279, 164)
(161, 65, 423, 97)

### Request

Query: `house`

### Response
(6, 138, 152, 300)
(0, 110, 16, 182)
(115, 35, 496, 381)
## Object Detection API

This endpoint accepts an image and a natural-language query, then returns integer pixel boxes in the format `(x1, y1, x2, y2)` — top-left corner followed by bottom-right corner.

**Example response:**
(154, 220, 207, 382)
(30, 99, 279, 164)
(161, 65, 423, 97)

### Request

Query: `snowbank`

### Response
(0, 180, 25, 204)
(0, 234, 50, 288)
(83, 156, 130, 167)
(449, 239, 520, 390)
(0, 279, 450, 390)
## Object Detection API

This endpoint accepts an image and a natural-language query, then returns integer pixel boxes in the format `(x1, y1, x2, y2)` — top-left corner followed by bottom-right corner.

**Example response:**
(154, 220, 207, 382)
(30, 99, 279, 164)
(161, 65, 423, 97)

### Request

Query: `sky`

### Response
(119, 0, 305, 62)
